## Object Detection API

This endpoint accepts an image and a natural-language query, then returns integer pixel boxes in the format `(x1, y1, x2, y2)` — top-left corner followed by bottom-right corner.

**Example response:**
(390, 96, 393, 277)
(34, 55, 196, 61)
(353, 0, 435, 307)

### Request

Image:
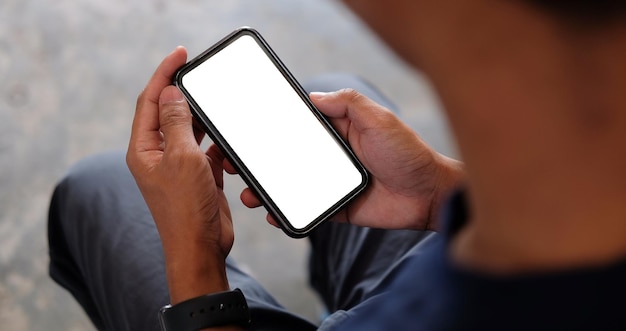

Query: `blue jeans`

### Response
(48, 74, 437, 330)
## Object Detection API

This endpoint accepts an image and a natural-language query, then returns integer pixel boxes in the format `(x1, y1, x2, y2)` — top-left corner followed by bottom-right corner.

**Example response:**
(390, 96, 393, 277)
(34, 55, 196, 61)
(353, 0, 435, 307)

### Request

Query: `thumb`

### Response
(159, 86, 195, 149)
(310, 88, 393, 134)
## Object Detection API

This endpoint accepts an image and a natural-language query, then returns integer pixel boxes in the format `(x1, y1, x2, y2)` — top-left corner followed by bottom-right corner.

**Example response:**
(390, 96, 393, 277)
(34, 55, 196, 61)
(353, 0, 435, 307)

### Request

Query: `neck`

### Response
(421, 2, 626, 273)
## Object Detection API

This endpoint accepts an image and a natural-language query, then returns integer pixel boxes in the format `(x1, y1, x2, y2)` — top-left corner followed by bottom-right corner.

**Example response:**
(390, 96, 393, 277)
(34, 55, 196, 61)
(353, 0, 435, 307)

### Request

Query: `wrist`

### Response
(159, 288, 250, 331)
(429, 154, 465, 231)
(163, 241, 230, 304)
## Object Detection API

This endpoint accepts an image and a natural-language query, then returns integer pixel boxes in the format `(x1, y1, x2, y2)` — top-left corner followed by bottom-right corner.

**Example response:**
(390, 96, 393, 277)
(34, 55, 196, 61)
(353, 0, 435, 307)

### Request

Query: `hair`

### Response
(527, 0, 626, 23)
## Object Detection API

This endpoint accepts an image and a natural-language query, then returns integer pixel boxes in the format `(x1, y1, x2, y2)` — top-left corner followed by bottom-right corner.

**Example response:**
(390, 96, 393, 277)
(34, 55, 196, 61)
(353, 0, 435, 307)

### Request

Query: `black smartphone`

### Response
(174, 27, 368, 238)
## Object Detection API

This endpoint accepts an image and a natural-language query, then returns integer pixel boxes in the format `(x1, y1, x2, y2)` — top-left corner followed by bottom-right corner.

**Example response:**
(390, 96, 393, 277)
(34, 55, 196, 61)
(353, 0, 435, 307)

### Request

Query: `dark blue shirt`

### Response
(336, 192, 626, 330)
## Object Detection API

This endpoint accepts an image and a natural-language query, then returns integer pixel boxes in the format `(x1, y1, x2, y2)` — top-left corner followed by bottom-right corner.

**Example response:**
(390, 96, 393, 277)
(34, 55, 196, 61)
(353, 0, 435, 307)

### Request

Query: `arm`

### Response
(239, 89, 465, 231)
(126, 46, 243, 331)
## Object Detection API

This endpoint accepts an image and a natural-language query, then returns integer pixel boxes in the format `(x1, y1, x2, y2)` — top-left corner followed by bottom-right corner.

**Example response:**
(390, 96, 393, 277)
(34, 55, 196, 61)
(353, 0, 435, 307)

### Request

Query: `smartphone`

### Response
(174, 27, 368, 238)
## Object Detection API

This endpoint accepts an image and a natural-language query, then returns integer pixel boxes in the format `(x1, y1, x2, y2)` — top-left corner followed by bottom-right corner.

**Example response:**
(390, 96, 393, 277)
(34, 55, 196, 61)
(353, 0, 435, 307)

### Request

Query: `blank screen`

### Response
(181, 34, 364, 230)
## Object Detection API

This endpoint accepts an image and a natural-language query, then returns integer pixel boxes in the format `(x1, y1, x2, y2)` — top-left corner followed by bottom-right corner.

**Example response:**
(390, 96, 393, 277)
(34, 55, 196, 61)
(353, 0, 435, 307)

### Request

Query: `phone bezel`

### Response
(174, 27, 368, 238)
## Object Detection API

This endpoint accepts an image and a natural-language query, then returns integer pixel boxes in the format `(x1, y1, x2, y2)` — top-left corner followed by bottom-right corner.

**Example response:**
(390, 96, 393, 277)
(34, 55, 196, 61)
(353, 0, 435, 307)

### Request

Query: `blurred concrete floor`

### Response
(0, 0, 455, 329)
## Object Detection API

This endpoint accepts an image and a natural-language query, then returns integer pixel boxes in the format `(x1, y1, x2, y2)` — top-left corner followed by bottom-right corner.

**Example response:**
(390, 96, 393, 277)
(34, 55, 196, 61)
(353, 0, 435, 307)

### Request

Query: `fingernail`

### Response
(159, 86, 185, 105)
(309, 91, 328, 99)
(171, 45, 185, 54)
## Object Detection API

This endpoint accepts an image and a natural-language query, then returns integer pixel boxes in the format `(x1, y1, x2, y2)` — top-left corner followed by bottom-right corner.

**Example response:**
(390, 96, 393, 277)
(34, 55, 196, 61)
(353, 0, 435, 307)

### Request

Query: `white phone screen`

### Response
(178, 30, 366, 235)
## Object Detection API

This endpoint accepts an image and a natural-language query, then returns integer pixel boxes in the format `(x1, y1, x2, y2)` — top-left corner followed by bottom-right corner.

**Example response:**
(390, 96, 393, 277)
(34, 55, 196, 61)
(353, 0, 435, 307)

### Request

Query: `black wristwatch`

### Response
(159, 288, 251, 330)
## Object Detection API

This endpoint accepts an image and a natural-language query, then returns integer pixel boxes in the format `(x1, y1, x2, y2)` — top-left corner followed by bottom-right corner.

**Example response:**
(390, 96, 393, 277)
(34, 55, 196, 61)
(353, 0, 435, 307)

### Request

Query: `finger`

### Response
(309, 89, 392, 138)
(192, 118, 206, 146)
(266, 214, 280, 228)
(207, 143, 224, 159)
(223, 158, 238, 174)
(131, 47, 188, 150)
(159, 86, 197, 152)
(206, 144, 225, 188)
(206, 145, 238, 174)
(240, 188, 262, 208)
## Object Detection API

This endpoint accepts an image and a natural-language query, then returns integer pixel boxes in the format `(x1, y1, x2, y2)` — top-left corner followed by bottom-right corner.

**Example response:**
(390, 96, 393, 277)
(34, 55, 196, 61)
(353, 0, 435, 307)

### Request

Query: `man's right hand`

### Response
(237, 89, 464, 231)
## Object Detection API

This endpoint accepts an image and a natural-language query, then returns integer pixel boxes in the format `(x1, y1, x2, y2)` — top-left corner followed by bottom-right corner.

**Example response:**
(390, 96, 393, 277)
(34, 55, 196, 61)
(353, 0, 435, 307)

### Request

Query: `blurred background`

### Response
(0, 0, 454, 329)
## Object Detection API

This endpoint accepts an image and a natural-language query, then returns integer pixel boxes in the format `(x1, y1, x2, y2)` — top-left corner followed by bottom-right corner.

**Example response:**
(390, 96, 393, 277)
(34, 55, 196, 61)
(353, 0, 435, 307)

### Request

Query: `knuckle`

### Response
(337, 88, 397, 126)
(161, 103, 191, 127)
(338, 88, 375, 110)
(338, 88, 364, 103)
(125, 149, 143, 179)
(125, 150, 135, 170)
(136, 89, 147, 108)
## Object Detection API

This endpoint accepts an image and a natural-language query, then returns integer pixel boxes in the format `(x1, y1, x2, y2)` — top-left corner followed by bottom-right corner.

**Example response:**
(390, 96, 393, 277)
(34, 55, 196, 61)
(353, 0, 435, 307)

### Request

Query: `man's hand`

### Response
(238, 89, 464, 231)
(126, 46, 233, 304)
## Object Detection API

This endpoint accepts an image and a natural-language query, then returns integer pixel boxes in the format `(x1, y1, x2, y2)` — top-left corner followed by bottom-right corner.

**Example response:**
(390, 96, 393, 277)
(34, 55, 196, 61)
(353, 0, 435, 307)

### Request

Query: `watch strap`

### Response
(159, 288, 251, 330)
